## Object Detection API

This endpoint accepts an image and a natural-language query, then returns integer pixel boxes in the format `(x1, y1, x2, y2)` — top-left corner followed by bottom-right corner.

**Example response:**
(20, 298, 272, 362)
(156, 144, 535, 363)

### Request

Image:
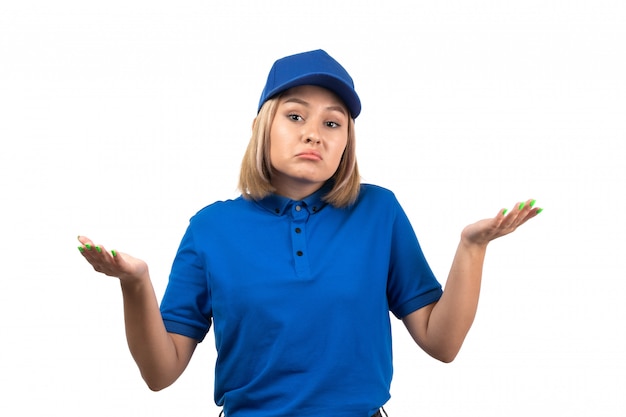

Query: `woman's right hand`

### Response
(77, 236, 149, 283)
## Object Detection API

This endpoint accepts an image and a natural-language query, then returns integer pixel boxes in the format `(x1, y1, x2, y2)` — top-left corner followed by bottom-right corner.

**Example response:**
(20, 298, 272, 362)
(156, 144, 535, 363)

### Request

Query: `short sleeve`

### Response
(386, 200, 443, 319)
(160, 221, 212, 342)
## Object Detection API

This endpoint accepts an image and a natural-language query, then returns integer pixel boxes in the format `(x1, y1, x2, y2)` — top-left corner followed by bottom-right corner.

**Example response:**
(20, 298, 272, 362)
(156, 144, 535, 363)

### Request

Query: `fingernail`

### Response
(518, 202, 525, 210)
(85, 244, 92, 251)
(536, 208, 543, 214)
(111, 250, 117, 257)
(96, 246, 102, 253)
(78, 246, 85, 253)
(502, 208, 508, 216)
(530, 199, 536, 208)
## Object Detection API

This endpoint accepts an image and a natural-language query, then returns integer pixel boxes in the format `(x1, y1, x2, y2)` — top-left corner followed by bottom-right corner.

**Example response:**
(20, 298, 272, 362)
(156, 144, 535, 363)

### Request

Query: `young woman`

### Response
(78, 49, 541, 417)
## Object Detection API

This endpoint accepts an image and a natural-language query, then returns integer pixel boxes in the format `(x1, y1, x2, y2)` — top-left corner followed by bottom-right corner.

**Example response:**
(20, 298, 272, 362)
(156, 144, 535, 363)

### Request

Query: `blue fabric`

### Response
(257, 49, 362, 118)
(160, 184, 442, 417)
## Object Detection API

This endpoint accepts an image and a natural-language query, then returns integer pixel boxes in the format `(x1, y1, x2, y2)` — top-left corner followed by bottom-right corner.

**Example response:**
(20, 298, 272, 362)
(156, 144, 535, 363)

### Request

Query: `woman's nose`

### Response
(303, 123, 321, 144)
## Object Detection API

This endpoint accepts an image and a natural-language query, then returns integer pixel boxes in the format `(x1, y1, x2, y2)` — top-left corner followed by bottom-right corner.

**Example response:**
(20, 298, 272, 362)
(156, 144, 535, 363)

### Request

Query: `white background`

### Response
(1, 1, 624, 415)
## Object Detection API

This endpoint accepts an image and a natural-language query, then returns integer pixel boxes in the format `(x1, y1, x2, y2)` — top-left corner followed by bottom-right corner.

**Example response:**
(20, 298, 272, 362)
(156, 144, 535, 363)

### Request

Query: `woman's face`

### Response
(269, 85, 349, 201)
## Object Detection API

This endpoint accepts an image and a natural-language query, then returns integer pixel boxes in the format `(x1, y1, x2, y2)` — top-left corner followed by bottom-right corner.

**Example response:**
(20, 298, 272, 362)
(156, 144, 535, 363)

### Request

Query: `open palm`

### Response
(462, 199, 541, 247)
(77, 236, 149, 282)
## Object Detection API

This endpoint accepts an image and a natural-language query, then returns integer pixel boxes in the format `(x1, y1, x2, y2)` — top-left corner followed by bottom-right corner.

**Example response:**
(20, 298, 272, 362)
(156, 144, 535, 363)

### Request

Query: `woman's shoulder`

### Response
(189, 195, 249, 223)
(358, 183, 399, 203)
(351, 183, 403, 215)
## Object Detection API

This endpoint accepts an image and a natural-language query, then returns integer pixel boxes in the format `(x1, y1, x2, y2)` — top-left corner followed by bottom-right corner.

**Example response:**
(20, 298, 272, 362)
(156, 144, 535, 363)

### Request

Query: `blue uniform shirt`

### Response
(160, 184, 443, 417)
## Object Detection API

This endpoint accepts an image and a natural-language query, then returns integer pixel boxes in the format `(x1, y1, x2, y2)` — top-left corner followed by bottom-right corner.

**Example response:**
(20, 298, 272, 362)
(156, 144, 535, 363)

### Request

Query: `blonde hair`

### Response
(238, 96, 361, 208)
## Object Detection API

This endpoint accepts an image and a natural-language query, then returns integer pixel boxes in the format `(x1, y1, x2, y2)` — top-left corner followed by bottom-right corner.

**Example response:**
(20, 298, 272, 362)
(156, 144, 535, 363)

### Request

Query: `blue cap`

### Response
(258, 49, 361, 119)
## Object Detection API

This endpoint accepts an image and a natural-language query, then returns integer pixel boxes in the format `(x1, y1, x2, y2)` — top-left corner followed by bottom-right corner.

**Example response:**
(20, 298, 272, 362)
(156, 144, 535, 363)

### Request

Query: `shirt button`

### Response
(296, 250, 303, 256)
(295, 205, 301, 212)
(295, 227, 301, 233)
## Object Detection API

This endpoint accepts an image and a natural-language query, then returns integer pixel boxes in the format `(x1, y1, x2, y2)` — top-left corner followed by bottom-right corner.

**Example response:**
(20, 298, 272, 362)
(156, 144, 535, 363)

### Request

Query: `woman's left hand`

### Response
(461, 199, 542, 247)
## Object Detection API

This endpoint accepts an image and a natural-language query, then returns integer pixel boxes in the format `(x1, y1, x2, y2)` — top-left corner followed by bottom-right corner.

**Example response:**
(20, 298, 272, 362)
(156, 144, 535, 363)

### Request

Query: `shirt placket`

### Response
(290, 202, 311, 279)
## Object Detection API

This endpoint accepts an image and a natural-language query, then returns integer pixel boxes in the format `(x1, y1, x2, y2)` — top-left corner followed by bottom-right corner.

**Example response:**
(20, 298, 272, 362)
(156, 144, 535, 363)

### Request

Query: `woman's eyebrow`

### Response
(282, 97, 347, 116)
(282, 97, 309, 106)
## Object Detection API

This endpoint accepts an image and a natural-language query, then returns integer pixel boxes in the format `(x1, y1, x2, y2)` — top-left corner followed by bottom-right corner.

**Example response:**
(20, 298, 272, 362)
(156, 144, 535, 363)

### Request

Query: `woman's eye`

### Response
(326, 121, 340, 128)
(288, 114, 303, 121)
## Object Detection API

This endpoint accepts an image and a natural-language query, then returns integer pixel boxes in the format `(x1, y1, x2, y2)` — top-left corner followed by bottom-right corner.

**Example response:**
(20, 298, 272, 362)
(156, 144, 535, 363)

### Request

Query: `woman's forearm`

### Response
(119, 273, 193, 390)
(423, 239, 487, 361)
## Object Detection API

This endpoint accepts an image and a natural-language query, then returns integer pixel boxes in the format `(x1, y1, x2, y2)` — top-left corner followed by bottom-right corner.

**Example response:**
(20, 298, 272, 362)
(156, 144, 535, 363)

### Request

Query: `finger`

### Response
(77, 235, 94, 246)
(519, 200, 543, 224)
(508, 199, 542, 228)
(78, 241, 99, 255)
(77, 236, 112, 257)
(84, 247, 122, 276)
(77, 235, 92, 251)
(77, 237, 114, 266)
(497, 199, 530, 231)
(77, 236, 105, 258)
(500, 201, 524, 223)
(527, 199, 543, 216)
(493, 207, 510, 230)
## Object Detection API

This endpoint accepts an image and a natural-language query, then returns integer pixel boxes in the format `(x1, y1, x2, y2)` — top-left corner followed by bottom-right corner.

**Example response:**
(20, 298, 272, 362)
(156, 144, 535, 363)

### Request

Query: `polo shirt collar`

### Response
(254, 183, 331, 216)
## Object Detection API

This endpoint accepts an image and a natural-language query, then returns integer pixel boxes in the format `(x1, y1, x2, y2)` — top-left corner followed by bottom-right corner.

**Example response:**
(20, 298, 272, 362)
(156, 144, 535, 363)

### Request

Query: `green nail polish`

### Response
(85, 244, 92, 251)
(96, 246, 102, 253)
(502, 208, 508, 216)
(78, 246, 85, 253)
(111, 250, 117, 257)
(536, 208, 543, 214)
(518, 202, 525, 210)
(530, 199, 536, 208)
